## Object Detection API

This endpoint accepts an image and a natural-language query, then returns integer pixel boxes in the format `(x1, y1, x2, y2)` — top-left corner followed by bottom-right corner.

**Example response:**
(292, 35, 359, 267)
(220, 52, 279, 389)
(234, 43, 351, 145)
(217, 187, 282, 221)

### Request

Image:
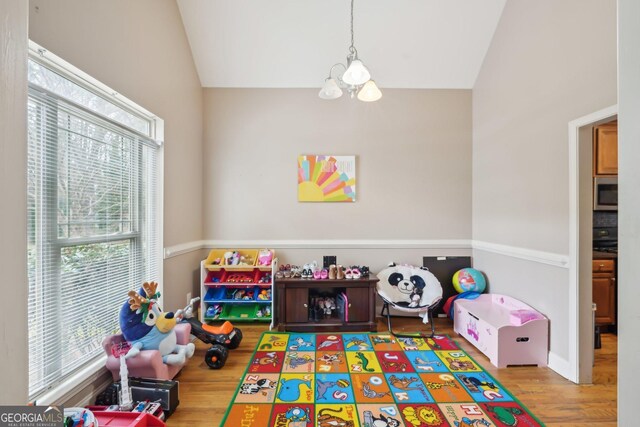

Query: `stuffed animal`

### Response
(119, 282, 195, 365)
(257, 249, 273, 266)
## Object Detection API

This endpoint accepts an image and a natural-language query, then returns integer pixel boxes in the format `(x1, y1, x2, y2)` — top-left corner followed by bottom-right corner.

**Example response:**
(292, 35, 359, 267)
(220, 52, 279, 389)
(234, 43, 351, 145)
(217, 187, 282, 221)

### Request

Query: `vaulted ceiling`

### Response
(177, 0, 506, 89)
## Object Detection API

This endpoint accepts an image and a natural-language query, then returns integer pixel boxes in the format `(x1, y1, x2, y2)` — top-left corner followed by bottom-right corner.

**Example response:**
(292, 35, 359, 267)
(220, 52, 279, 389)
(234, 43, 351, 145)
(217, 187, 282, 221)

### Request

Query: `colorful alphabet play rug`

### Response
(220, 332, 544, 427)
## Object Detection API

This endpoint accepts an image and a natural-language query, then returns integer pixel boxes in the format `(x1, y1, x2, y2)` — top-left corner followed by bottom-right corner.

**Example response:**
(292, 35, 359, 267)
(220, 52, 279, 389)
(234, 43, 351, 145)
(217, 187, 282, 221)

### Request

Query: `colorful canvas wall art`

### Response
(297, 155, 356, 202)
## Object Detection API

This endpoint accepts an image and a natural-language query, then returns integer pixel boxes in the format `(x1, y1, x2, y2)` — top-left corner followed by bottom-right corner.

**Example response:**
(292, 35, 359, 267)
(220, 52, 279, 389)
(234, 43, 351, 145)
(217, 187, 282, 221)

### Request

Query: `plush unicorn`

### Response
(119, 282, 195, 365)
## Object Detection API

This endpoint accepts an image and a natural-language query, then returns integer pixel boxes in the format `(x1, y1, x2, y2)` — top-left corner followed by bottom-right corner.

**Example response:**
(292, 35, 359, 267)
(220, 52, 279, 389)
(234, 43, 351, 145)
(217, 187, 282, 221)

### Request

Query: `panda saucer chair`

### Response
(377, 263, 443, 338)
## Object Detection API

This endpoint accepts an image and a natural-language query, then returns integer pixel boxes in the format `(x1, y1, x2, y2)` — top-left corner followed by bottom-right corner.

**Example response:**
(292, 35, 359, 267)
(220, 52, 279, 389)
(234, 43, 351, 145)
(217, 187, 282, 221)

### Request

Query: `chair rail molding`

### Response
(472, 240, 569, 269)
(164, 239, 568, 267)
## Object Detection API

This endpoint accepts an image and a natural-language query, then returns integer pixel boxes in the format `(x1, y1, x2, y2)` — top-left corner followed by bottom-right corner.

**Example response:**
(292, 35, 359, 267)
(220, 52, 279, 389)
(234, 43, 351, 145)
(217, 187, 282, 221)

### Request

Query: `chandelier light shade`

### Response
(342, 59, 370, 86)
(319, 78, 343, 100)
(319, 0, 381, 102)
(357, 80, 382, 102)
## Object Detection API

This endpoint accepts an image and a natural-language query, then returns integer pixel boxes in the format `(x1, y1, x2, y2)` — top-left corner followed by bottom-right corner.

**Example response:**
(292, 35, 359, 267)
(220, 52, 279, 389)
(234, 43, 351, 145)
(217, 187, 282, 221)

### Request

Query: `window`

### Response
(26, 46, 163, 399)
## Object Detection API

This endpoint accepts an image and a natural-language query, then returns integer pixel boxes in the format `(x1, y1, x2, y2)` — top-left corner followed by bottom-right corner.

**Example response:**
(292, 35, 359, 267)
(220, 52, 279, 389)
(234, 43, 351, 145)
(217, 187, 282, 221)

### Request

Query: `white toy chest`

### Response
(453, 294, 548, 368)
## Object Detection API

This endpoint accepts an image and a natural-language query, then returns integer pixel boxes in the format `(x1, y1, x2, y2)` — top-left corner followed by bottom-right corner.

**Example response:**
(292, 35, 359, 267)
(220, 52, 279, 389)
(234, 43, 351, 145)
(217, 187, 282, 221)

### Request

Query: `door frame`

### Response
(568, 104, 617, 383)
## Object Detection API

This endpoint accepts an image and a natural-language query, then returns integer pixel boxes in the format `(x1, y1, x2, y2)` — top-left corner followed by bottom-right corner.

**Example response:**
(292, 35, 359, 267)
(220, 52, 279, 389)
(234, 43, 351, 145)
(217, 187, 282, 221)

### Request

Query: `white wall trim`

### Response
(568, 105, 618, 384)
(163, 239, 472, 258)
(163, 240, 207, 259)
(547, 351, 572, 381)
(35, 355, 107, 405)
(473, 240, 569, 268)
(202, 239, 472, 249)
(164, 239, 568, 266)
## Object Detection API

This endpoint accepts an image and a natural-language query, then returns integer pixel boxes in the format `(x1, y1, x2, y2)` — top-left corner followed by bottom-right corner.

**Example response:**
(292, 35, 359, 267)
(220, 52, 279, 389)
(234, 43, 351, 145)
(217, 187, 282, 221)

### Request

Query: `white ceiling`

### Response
(177, 0, 506, 89)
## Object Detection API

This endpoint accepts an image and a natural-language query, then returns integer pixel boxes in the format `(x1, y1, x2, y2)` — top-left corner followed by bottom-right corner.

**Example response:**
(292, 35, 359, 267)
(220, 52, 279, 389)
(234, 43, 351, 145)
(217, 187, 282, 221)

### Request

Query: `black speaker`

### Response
(323, 256, 337, 269)
(423, 256, 472, 316)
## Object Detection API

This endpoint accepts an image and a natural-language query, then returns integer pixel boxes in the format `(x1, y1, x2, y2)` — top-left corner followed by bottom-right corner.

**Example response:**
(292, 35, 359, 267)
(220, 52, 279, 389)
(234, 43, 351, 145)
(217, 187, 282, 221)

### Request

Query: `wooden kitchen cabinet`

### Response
(593, 259, 616, 326)
(593, 121, 618, 176)
(275, 277, 378, 332)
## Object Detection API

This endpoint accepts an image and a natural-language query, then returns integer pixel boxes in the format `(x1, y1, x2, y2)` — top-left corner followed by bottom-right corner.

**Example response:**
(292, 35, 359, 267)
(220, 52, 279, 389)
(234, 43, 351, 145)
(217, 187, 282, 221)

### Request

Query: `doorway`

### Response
(568, 105, 617, 384)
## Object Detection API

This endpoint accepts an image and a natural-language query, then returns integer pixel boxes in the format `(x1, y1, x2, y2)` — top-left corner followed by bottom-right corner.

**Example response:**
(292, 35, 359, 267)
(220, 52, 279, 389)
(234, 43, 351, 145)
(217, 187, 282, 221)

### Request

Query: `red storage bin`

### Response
(93, 411, 166, 426)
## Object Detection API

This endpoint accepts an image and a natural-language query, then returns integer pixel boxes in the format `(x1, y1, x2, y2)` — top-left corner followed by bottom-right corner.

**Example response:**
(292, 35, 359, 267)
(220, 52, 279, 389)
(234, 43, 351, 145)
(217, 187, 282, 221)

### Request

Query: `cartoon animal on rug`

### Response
(398, 337, 419, 347)
(120, 281, 195, 364)
(317, 338, 340, 350)
(483, 405, 523, 426)
(317, 408, 354, 427)
(423, 379, 459, 390)
(381, 360, 407, 371)
(317, 352, 343, 366)
(363, 411, 401, 427)
(361, 382, 391, 399)
(316, 378, 349, 400)
(284, 406, 311, 423)
(371, 335, 395, 345)
(414, 356, 442, 368)
(402, 405, 444, 426)
(253, 353, 279, 367)
(446, 357, 476, 371)
(277, 378, 311, 402)
(388, 375, 423, 391)
(289, 336, 314, 351)
(355, 352, 375, 372)
(467, 377, 498, 390)
(345, 337, 370, 350)
(454, 417, 490, 427)
(239, 378, 277, 395)
(285, 352, 314, 369)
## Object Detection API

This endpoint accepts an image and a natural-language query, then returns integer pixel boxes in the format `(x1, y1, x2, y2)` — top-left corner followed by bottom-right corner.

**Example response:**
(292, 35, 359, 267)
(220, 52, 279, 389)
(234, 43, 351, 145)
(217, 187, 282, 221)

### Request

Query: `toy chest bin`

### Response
(93, 411, 165, 426)
(453, 294, 549, 368)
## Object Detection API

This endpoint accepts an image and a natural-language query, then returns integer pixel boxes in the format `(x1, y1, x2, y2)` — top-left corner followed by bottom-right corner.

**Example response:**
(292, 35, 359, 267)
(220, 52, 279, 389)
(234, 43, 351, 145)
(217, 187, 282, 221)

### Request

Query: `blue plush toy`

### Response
(120, 282, 195, 365)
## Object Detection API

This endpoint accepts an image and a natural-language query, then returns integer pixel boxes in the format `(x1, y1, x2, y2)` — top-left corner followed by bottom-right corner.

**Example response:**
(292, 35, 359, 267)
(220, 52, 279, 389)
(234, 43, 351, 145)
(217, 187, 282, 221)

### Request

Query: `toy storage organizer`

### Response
(200, 249, 275, 328)
(453, 294, 549, 368)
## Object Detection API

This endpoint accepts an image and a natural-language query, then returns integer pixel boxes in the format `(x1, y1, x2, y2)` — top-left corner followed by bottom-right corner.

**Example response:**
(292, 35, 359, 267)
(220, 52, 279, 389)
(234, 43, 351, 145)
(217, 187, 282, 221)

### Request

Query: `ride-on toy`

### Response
(176, 297, 243, 369)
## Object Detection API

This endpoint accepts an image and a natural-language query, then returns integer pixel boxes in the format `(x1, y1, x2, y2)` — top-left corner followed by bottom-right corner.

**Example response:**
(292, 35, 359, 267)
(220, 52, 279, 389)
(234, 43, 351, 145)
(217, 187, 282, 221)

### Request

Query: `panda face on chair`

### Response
(388, 272, 426, 297)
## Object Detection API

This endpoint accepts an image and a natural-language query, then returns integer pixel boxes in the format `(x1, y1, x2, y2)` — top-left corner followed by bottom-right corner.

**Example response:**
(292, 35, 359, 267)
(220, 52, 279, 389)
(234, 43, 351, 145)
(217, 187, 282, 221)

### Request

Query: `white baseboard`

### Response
(547, 351, 573, 381)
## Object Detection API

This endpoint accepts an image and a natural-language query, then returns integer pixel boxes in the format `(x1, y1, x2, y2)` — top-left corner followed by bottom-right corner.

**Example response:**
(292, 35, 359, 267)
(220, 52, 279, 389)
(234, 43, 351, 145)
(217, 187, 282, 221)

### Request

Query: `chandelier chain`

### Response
(350, 0, 355, 53)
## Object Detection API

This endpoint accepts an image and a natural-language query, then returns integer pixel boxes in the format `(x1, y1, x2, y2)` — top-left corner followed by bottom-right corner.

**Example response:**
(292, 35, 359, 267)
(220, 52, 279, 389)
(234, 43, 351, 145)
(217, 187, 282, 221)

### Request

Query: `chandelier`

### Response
(318, 0, 382, 102)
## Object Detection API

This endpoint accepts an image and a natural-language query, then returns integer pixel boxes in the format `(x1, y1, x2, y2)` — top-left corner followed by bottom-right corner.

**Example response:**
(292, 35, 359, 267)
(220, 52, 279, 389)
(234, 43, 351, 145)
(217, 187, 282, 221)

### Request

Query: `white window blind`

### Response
(27, 57, 162, 399)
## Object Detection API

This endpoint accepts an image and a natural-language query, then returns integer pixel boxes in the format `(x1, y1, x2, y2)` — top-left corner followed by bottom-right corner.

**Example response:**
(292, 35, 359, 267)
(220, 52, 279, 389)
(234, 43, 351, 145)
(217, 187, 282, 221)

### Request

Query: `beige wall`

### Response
(472, 1, 616, 368)
(618, 0, 640, 421)
(28, 0, 204, 310)
(473, 0, 617, 254)
(0, 0, 29, 405)
(203, 88, 472, 240)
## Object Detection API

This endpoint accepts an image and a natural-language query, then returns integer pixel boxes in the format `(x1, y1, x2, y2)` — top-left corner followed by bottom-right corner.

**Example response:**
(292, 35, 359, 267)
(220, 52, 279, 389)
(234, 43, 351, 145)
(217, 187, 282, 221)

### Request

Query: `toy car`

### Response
(176, 297, 243, 369)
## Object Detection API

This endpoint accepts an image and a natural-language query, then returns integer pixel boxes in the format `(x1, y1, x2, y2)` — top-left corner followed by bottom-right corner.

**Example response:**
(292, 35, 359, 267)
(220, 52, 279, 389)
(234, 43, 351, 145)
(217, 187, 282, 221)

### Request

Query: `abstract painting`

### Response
(297, 155, 356, 202)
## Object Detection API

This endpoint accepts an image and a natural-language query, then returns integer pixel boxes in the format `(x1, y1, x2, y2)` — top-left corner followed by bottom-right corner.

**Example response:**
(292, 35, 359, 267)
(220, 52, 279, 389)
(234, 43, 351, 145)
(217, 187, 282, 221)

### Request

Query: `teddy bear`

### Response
(119, 281, 195, 365)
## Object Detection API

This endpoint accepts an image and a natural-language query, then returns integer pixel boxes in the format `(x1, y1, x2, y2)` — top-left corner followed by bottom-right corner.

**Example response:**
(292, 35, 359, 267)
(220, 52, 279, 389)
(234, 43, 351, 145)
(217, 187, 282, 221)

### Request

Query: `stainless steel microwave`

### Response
(594, 176, 618, 211)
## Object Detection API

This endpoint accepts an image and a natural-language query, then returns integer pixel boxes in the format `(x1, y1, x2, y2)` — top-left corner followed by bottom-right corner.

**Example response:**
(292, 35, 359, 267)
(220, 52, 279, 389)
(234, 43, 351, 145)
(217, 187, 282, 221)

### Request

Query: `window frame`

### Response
(27, 40, 164, 403)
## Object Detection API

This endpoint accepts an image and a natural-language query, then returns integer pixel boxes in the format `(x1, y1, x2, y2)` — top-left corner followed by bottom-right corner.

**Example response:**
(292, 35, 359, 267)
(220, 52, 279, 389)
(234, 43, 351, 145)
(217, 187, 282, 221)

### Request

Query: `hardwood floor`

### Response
(166, 317, 617, 426)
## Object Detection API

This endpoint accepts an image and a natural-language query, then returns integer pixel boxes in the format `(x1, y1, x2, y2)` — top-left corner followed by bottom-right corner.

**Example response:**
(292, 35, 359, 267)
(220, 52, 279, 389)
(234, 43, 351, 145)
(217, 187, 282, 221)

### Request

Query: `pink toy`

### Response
(257, 249, 273, 266)
(510, 309, 543, 326)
